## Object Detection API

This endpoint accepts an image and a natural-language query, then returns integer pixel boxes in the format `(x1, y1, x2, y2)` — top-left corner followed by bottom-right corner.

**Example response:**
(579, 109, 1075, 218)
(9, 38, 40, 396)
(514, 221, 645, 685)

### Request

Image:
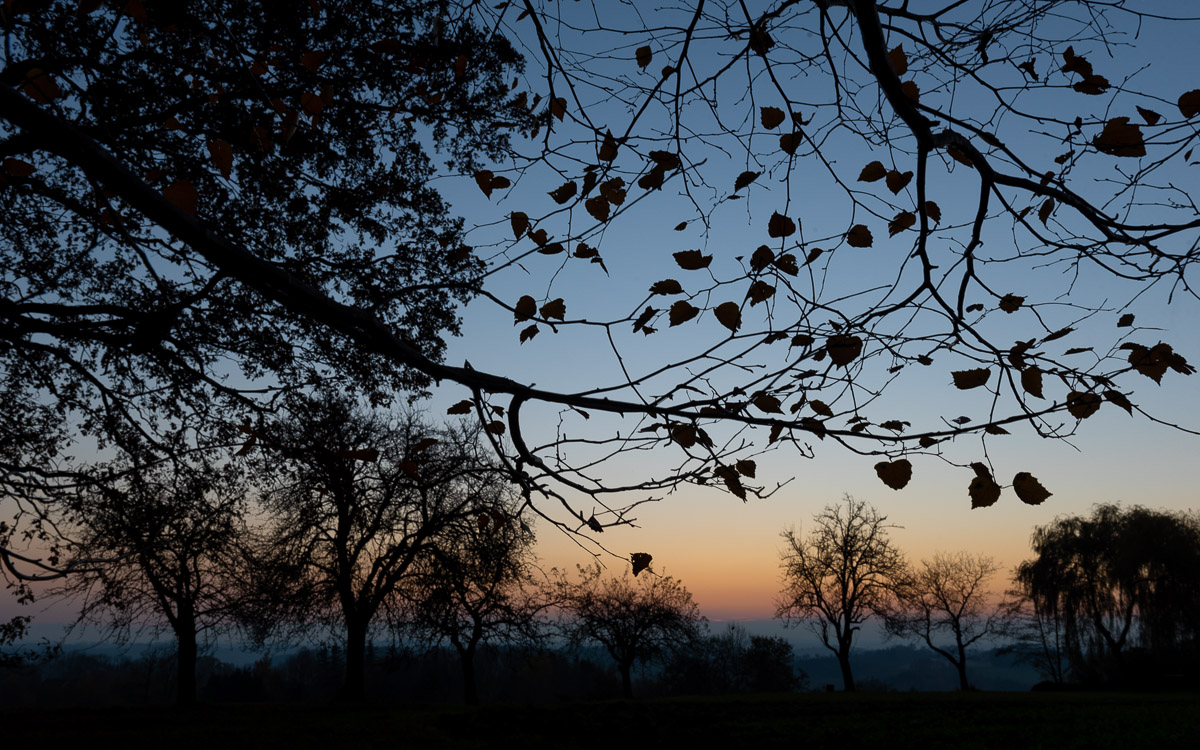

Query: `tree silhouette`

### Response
(884, 551, 1001, 690)
(1011, 503, 1200, 686)
(249, 392, 515, 701)
(555, 564, 705, 699)
(398, 487, 544, 704)
(776, 494, 905, 691)
(53, 448, 249, 705)
(3, 1, 1200, 573)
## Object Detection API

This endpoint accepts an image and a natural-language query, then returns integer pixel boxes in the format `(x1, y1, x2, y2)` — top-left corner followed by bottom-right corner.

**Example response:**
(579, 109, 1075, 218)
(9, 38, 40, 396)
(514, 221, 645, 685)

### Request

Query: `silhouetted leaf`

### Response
(774, 253, 799, 275)
(514, 295, 536, 323)
(671, 424, 697, 448)
(953, 368, 990, 390)
(809, 400, 833, 418)
(1103, 390, 1134, 415)
(858, 161, 887, 182)
(633, 306, 656, 334)
(537, 242, 565, 255)
(486, 420, 505, 435)
(650, 279, 684, 296)
(826, 335, 863, 367)
(630, 552, 653, 576)
(669, 300, 699, 326)
(999, 294, 1024, 313)
(550, 96, 567, 120)
(674, 250, 713, 270)
(164, 180, 198, 215)
(549, 180, 578, 204)
(1038, 198, 1054, 225)
(599, 177, 626, 205)
(598, 131, 619, 161)
(968, 463, 1001, 508)
(1137, 106, 1162, 125)
(736, 459, 757, 478)
(519, 324, 539, 343)
(714, 301, 741, 332)
(1021, 367, 1044, 399)
(750, 245, 775, 271)
(779, 131, 803, 155)
(734, 171, 760, 191)
(846, 225, 873, 247)
(887, 45, 908, 75)
(1178, 90, 1200, 119)
(585, 196, 610, 222)
(885, 170, 913, 194)
(674, 222, 687, 231)
(875, 459, 912, 490)
(1066, 391, 1101, 419)
(586, 514, 604, 533)
(540, 298, 565, 321)
(636, 45, 653, 69)
(888, 211, 916, 236)
(1117, 313, 1134, 327)
(901, 81, 919, 102)
(761, 106, 786, 129)
(510, 211, 529, 238)
(1094, 117, 1145, 157)
(1042, 327, 1074, 343)
(747, 280, 775, 306)
(1012, 472, 1051, 505)
(768, 212, 796, 238)
(447, 400, 473, 415)
(984, 424, 1009, 435)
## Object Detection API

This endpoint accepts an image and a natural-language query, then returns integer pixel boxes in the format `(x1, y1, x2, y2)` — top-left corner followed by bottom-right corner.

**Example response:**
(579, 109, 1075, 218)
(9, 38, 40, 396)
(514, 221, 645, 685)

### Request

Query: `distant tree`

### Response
(250, 391, 513, 701)
(556, 564, 705, 699)
(1010, 504, 1200, 686)
(54, 449, 249, 705)
(997, 585, 1069, 686)
(884, 551, 1002, 690)
(399, 495, 544, 704)
(660, 623, 805, 696)
(776, 494, 905, 691)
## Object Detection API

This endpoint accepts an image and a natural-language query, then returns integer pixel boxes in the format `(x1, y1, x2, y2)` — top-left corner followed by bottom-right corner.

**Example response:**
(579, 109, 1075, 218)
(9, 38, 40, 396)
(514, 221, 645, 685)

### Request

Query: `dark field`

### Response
(5, 692, 1197, 750)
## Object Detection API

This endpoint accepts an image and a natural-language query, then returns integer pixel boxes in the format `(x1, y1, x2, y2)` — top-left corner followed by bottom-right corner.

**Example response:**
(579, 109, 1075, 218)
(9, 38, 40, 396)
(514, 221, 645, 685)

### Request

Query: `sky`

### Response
(425, 1, 1200, 621)
(5, 1, 1200, 633)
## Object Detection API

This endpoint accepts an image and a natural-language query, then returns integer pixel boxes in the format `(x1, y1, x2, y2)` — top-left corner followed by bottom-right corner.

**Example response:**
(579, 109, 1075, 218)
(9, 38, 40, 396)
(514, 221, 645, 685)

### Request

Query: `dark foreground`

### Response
(6, 692, 1198, 749)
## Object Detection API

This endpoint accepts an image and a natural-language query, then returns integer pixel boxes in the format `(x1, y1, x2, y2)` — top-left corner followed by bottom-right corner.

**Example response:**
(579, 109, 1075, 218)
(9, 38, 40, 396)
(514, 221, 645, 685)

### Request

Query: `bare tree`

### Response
(53, 450, 249, 705)
(399, 495, 545, 704)
(555, 564, 705, 699)
(776, 494, 905, 691)
(884, 551, 1002, 690)
(250, 391, 517, 701)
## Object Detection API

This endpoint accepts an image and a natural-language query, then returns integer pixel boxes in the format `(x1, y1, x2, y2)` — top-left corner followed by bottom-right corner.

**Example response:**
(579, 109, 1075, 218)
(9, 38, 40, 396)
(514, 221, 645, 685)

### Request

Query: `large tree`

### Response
(1011, 503, 1200, 686)
(776, 494, 905, 691)
(884, 551, 1002, 690)
(250, 391, 516, 701)
(53, 448, 249, 705)
(4, 1, 1200, 570)
(0, 0, 532, 579)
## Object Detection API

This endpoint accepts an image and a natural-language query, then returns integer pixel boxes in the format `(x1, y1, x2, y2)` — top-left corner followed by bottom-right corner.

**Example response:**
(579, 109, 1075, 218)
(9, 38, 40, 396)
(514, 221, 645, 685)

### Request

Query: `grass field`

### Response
(5, 692, 1197, 749)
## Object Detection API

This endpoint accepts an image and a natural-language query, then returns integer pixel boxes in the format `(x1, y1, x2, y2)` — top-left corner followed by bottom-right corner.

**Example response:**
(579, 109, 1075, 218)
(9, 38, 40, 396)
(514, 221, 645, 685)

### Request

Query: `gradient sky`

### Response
(6, 2, 1200, 632)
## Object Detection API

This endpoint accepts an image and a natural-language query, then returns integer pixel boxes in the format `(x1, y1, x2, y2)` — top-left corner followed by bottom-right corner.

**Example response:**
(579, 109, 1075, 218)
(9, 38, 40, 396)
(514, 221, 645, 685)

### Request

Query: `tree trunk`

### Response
(957, 643, 970, 690)
(459, 646, 479, 705)
(342, 619, 368, 702)
(175, 619, 198, 706)
(619, 660, 634, 699)
(837, 652, 855, 692)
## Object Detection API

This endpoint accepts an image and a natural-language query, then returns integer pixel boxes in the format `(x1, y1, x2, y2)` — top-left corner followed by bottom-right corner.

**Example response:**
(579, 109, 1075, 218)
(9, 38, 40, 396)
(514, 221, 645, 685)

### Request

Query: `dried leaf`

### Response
(747, 280, 775, 306)
(1103, 390, 1134, 415)
(875, 459, 912, 490)
(669, 300, 700, 326)
(760, 106, 786, 129)
(736, 459, 757, 478)
(598, 131, 619, 162)
(754, 394, 782, 414)
(1038, 198, 1054, 225)
(826, 335, 863, 367)
(514, 295, 536, 323)
(1066, 391, 1101, 419)
(548, 180, 578, 204)
(768, 212, 796, 238)
(1136, 106, 1162, 126)
(447, 400, 473, 415)
(163, 180, 198, 216)
(734, 171, 761, 191)
(631, 552, 653, 576)
(519, 324, 539, 343)
(779, 131, 803, 155)
(585, 195, 610, 222)
(674, 250, 713, 270)
(846, 224, 873, 247)
(952, 368, 991, 390)
(1012, 472, 1052, 505)
(539, 298, 565, 321)
(714, 301, 741, 332)
(550, 96, 566, 121)
(999, 294, 1024, 313)
(900, 80, 919, 102)
(750, 245, 775, 271)
(969, 475, 1001, 509)
(1094, 117, 1146, 157)
(510, 211, 530, 239)
(885, 170, 913, 194)
(809, 400, 833, 418)
(1178, 89, 1200, 119)
(888, 210, 916, 236)
(1117, 313, 1134, 327)
(636, 45, 653, 69)
(1021, 367, 1044, 399)
(650, 279, 684, 296)
(858, 161, 887, 182)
